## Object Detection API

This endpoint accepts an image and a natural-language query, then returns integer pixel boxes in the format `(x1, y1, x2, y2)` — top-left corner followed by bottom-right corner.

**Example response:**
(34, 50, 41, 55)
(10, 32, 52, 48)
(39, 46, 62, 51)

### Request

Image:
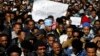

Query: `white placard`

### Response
(70, 17, 81, 25)
(32, 1, 69, 22)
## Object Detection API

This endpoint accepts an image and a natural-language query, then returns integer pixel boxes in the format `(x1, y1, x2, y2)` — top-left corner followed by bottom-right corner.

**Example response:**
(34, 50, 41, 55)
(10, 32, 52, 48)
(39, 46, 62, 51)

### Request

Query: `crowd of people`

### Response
(0, 0, 100, 56)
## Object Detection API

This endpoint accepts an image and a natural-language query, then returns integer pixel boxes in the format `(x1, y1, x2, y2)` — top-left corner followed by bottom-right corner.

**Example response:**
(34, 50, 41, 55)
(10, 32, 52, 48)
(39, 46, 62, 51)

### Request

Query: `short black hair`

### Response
(73, 30, 83, 38)
(94, 20, 100, 25)
(0, 33, 9, 44)
(0, 33, 8, 38)
(21, 40, 33, 51)
(38, 19, 44, 24)
(85, 42, 97, 51)
(7, 45, 22, 56)
(72, 39, 83, 50)
(56, 17, 63, 24)
(12, 22, 21, 28)
(52, 41, 62, 49)
(47, 34, 55, 39)
(66, 27, 73, 32)
(48, 15, 54, 19)
(26, 19, 35, 25)
(60, 16, 67, 20)
(34, 40, 46, 51)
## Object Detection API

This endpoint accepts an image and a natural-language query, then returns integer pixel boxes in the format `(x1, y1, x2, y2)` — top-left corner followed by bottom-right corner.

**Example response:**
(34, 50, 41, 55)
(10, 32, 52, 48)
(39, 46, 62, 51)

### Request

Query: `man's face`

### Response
(58, 24, 64, 31)
(91, 11, 96, 18)
(37, 46, 46, 56)
(0, 36, 8, 47)
(48, 37, 55, 46)
(45, 26, 52, 32)
(27, 21, 34, 29)
(66, 28, 73, 37)
(10, 52, 20, 56)
(86, 48, 96, 56)
(88, 5, 93, 11)
(52, 43, 61, 55)
(94, 21, 100, 29)
(13, 24, 21, 33)
(5, 13, 11, 21)
(39, 21, 44, 25)
(83, 27, 90, 35)
(18, 32, 25, 41)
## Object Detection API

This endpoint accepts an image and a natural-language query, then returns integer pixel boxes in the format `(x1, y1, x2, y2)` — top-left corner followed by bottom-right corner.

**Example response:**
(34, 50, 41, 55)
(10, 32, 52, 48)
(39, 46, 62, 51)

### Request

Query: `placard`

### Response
(32, 1, 69, 22)
(70, 17, 81, 25)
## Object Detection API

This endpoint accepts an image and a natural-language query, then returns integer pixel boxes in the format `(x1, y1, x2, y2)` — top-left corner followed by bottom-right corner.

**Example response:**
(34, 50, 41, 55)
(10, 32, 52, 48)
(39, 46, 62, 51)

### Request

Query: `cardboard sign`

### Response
(70, 17, 81, 25)
(32, 1, 69, 22)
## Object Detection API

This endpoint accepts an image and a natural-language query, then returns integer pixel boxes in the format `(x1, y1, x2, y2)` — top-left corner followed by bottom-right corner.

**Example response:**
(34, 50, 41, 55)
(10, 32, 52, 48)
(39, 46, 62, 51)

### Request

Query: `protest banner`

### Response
(70, 17, 82, 26)
(32, 1, 69, 22)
